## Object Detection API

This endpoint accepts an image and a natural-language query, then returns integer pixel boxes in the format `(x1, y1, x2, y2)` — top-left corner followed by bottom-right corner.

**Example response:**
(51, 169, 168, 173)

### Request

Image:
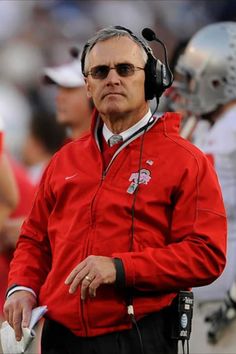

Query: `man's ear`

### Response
(84, 78, 92, 98)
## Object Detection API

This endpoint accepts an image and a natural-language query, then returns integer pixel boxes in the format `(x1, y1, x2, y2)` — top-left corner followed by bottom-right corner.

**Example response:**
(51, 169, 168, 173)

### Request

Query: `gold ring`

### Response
(85, 275, 92, 282)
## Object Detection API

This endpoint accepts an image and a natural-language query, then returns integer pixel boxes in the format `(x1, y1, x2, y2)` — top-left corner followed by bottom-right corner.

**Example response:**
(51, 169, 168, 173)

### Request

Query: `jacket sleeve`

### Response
(112, 152, 227, 292)
(7, 155, 58, 295)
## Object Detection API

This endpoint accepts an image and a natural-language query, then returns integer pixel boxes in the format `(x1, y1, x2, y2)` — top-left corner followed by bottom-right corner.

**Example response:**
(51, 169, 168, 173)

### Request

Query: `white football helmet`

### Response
(173, 22, 236, 116)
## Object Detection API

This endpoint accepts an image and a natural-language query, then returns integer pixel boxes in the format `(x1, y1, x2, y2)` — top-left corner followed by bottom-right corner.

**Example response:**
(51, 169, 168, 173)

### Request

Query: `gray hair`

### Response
(81, 26, 151, 76)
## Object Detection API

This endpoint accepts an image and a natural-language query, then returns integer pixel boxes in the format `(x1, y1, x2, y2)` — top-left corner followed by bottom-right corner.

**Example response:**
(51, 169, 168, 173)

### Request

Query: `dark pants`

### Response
(41, 308, 178, 354)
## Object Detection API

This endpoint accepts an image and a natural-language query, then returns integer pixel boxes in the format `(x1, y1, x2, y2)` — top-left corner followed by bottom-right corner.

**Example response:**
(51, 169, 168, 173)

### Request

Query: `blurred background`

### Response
(0, 0, 235, 162)
(0, 1, 236, 353)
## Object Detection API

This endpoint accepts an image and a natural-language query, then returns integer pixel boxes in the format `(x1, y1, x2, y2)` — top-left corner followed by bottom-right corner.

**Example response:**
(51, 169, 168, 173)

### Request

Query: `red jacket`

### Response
(8, 112, 227, 337)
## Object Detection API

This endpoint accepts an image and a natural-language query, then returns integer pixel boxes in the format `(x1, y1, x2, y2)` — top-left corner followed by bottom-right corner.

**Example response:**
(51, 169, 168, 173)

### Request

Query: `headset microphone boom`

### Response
(142, 27, 173, 91)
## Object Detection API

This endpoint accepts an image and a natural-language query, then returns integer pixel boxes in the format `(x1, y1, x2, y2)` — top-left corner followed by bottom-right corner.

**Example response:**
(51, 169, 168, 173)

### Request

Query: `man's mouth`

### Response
(102, 92, 123, 99)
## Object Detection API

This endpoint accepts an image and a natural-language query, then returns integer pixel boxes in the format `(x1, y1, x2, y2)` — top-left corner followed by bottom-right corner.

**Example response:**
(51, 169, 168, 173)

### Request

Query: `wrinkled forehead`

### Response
(85, 36, 146, 69)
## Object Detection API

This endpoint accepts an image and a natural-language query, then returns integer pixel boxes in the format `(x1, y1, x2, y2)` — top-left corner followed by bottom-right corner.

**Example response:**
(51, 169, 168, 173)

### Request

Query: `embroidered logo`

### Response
(127, 168, 151, 194)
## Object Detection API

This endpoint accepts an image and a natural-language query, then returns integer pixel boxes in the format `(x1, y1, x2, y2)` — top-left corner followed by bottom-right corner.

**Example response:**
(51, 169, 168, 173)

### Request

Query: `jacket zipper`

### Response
(80, 154, 105, 335)
(80, 119, 157, 334)
(81, 148, 122, 334)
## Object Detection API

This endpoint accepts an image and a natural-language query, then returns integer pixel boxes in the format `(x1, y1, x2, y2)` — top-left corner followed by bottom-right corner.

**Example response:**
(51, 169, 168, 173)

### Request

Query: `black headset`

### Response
(80, 25, 172, 101)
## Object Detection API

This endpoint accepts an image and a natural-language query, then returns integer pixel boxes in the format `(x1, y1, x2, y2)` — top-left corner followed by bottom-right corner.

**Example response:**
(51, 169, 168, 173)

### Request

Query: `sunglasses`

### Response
(86, 63, 145, 80)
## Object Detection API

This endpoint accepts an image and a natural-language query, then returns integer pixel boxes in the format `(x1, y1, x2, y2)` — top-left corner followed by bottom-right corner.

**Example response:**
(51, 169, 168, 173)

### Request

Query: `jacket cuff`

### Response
(5, 284, 19, 298)
(6, 284, 36, 298)
(113, 258, 126, 287)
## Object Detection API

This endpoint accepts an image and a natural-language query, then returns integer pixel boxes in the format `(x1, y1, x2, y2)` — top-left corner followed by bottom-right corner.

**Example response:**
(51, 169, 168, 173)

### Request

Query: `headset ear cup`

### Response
(144, 53, 165, 100)
(144, 60, 154, 100)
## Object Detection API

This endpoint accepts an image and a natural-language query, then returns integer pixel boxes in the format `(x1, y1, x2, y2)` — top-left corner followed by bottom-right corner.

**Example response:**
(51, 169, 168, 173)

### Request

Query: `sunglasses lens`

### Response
(91, 66, 110, 79)
(89, 63, 137, 79)
(116, 64, 135, 77)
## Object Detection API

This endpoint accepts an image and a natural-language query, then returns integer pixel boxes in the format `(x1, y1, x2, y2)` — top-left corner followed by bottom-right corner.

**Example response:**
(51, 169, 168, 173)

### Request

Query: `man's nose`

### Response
(106, 68, 121, 83)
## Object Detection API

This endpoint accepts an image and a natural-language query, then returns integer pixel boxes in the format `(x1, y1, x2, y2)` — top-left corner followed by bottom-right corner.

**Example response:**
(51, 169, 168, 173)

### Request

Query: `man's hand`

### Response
(65, 255, 116, 300)
(3, 290, 37, 341)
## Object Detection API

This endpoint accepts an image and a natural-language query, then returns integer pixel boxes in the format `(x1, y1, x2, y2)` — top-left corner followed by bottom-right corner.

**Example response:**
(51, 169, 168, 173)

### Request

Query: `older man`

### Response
(4, 26, 226, 354)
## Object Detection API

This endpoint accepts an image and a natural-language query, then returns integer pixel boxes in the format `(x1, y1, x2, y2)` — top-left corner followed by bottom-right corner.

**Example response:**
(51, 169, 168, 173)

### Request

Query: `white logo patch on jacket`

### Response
(127, 168, 151, 194)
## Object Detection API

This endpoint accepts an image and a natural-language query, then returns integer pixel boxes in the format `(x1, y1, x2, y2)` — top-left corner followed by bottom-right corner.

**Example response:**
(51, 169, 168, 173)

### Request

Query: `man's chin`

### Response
(100, 103, 125, 117)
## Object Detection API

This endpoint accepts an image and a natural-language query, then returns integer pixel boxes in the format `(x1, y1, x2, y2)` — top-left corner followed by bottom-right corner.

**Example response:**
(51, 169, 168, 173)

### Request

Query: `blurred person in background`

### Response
(2, 25, 227, 354)
(173, 21, 236, 343)
(0, 114, 19, 231)
(0, 141, 18, 231)
(43, 50, 93, 141)
(0, 155, 36, 318)
(0, 103, 66, 321)
(0, 44, 92, 326)
(0, 115, 31, 321)
(22, 111, 67, 185)
(0, 112, 66, 325)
